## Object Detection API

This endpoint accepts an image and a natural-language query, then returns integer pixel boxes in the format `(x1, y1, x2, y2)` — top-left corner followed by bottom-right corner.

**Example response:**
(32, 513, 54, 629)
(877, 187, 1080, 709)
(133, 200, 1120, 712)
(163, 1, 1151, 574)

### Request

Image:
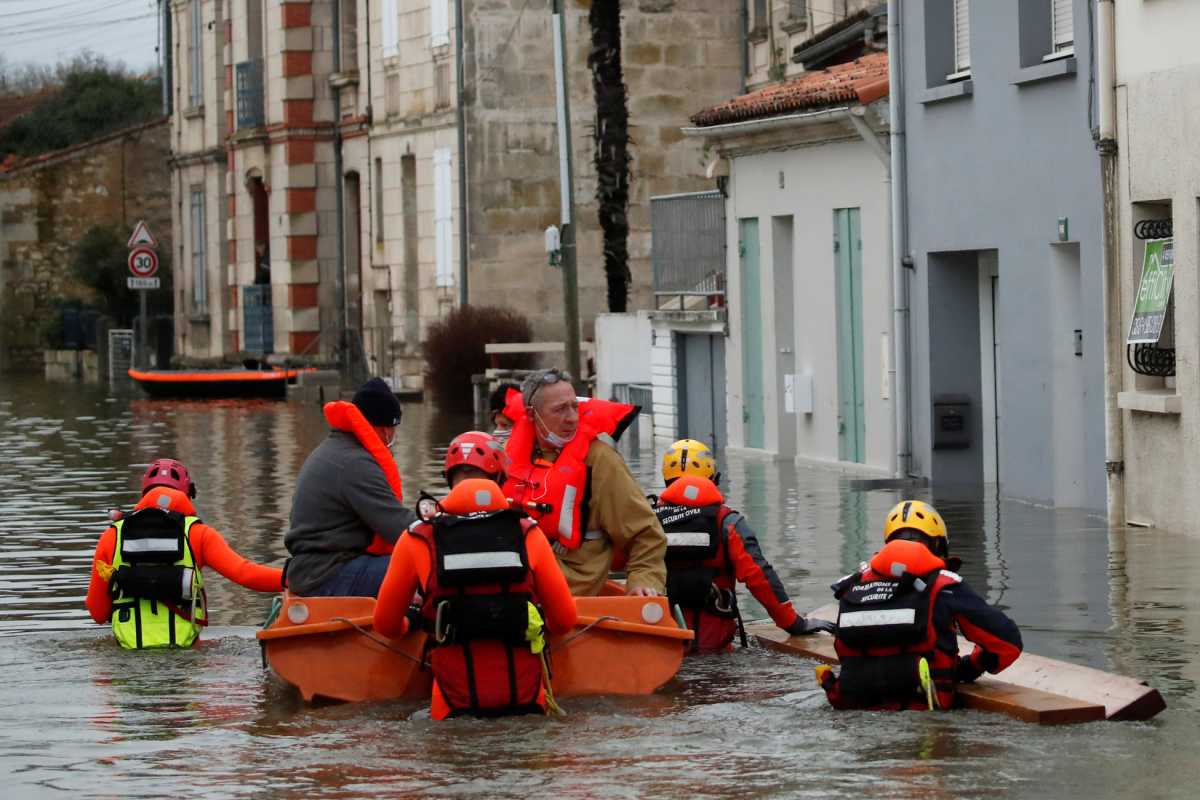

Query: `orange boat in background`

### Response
(257, 587, 693, 704)
(129, 367, 315, 399)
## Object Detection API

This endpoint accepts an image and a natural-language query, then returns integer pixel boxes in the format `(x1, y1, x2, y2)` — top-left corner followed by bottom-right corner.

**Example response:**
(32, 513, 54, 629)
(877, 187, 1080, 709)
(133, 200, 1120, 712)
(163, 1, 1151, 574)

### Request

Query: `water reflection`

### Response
(2, 374, 1200, 797)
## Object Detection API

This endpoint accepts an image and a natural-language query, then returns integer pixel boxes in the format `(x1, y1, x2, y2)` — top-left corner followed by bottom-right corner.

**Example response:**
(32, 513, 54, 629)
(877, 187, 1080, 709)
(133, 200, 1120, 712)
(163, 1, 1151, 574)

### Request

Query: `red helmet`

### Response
(142, 458, 197, 499)
(444, 431, 508, 483)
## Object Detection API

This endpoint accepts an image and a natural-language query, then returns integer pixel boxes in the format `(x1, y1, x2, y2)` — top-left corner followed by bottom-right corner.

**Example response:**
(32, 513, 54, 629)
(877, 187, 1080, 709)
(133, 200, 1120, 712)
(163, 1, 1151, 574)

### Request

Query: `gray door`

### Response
(677, 333, 727, 454)
(739, 218, 765, 448)
(243, 285, 273, 354)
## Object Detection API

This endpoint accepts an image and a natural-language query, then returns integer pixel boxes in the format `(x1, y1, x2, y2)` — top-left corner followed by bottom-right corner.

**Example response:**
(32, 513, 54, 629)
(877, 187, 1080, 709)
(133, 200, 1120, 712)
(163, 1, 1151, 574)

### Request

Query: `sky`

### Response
(0, 0, 160, 74)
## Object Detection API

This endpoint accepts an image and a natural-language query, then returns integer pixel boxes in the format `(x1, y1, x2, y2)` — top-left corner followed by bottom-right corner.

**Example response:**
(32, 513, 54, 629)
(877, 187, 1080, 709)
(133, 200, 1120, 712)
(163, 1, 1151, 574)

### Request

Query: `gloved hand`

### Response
(785, 616, 836, 636)
(404, 603, 422, 634)
(957, 654, 984, 683)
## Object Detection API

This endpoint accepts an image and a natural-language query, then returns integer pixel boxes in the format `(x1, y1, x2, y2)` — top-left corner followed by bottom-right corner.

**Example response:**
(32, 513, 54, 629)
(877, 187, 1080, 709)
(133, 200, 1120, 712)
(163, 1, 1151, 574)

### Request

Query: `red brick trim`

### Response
(281, 3, 312, 29)
(291, 331, 320, 355)
(286, 187, 317, 214)
(225, 65, 233, 91)
(289, 283, 320, 308)
(286, 139, 315, 164)
(283, 100, 315, 127)
(282, 51, 313, 77)
(228, 240, 238, 264)
(229, 286, 239, 310)
(288, 235, 318, 261)
(224, 20, 232, 44)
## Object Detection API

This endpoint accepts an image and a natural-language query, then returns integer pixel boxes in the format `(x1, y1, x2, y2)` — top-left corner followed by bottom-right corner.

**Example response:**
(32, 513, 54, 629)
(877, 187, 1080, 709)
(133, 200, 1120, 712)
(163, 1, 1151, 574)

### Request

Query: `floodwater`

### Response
(0, 374, 1197, 798)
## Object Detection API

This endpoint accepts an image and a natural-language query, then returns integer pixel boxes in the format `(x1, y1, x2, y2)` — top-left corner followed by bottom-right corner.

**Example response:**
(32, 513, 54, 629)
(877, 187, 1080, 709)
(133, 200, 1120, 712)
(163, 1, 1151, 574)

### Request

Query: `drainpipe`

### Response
(159, 1, 173, 116)
(456, 0, 469, 306)
(333, 0, 348, 363)
(740, 0, 749, 94)
(1097, 0, 1124, 524)
(887, 0, 912, 478)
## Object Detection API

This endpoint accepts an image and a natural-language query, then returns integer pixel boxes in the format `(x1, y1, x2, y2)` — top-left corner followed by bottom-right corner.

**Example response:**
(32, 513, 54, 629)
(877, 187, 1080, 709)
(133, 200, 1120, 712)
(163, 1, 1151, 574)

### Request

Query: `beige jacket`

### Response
(550, 438, 668, 596)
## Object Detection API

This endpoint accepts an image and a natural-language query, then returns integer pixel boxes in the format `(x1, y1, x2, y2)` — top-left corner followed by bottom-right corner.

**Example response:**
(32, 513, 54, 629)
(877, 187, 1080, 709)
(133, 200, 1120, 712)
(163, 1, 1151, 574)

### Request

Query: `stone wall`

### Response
(463, 0, 745, 340)
(0, 119, 172, 372)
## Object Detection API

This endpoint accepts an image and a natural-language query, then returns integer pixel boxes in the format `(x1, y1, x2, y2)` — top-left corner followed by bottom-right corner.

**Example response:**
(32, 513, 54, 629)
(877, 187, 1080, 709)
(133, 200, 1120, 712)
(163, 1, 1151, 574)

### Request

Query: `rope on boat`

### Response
(331, 616, 425, 666)
(547, 615, 621, 652)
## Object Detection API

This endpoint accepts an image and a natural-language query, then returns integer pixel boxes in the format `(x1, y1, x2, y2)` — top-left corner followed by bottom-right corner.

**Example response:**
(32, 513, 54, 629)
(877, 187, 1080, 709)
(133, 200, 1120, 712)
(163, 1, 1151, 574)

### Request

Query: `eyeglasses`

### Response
(525, 369, 570, 405)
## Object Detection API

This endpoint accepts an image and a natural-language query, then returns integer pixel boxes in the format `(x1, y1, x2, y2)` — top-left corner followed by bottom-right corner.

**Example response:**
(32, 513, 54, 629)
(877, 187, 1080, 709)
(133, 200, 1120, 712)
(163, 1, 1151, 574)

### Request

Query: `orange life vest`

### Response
(323, 400, 404, 556)
(832, 539, 962, 709)
(410, 479, 544, 718)
(502, 398, 637, 550)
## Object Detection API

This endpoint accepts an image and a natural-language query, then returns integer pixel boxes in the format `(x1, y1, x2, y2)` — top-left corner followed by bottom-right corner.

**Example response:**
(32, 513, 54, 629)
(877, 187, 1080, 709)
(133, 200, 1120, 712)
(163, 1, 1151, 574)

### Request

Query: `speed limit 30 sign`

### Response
(128, 246, 159, 278)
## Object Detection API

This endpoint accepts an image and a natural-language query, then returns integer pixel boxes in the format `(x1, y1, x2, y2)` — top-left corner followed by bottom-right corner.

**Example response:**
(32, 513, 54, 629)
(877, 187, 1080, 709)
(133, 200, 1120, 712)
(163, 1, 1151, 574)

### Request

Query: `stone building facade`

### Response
(0, 119, 171, 371)
(167, 1, 748, 385)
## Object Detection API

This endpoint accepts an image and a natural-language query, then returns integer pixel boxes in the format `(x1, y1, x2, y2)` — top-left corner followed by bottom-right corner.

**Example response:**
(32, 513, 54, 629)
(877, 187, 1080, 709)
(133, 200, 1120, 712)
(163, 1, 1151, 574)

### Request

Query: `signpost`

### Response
(127, 222, 159, 368)
(1127, 238, 1175, 344)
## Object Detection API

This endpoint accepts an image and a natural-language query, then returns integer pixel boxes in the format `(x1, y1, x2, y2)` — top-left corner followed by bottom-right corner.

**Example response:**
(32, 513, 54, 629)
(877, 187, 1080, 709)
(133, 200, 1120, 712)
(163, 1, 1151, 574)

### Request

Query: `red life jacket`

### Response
(831, 539, 963, 710)
(323, 400, 403, 556)
(502, 398, 638, 550)
(656, 475, 739, 652)
(410, 479, 545, 718)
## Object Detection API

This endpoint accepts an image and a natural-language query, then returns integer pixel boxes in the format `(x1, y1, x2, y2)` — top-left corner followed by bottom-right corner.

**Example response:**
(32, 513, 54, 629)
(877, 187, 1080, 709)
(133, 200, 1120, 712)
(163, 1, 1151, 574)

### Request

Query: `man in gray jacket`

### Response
(284, 378, 417, 596)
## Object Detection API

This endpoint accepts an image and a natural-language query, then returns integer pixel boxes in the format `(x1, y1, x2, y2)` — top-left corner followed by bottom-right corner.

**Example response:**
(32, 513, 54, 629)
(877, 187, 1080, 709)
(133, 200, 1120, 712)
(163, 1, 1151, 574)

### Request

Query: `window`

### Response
(752, 0, 767, 32)
(430, 1, 449, 49)
(189, 0, 203, 107)
(433, 149, 454, 288)
(340, 0, 359, 72)
(788, 0, 807, 20)
(190, 188, 208, 314)
(382, 0, 400, 59)
(1050, 0, 1073, 56)
(951, 0, 971, 78)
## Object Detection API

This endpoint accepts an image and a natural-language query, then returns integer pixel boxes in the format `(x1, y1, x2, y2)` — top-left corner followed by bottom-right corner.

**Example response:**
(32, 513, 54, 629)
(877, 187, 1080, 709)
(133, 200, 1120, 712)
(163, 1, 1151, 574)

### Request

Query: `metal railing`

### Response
(107, 329, 133, 382)
(242, 285, 273, 354)
(236, 60, 265, 129)
(651, 190, 726, 310)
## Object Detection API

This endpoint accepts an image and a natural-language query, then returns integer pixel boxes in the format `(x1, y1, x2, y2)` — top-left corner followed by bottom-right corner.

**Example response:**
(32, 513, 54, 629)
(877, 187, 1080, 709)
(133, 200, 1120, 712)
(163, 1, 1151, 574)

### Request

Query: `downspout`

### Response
(456, 0, 469, 306)
(887, 0, 912, 478)
(160, 1, 173, 116)
(1097, 0, 1124, 523)
(740, 0, 749, 94)
(333, 0, 348, 362)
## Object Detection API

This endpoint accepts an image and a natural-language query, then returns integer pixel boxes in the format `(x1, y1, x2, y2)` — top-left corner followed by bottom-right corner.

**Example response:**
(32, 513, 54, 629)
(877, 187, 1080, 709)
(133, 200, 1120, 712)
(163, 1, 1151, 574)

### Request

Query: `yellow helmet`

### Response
(661, 439, 716, 483)
(883, 500, 949, 556)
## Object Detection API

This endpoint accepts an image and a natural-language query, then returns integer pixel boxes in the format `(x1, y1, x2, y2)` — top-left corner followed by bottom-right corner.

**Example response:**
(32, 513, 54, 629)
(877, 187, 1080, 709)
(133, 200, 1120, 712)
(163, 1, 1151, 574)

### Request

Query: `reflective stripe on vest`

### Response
(122, 537, 183, 554)
(838, 608, 917, 628)
(443, 551, 525, 572)
(665, 531, 713, 549)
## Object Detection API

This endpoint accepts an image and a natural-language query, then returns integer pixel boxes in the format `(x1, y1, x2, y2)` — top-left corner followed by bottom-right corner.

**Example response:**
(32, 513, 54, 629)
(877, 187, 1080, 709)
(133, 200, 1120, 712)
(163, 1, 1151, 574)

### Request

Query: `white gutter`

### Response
(887, 0, 912, 479)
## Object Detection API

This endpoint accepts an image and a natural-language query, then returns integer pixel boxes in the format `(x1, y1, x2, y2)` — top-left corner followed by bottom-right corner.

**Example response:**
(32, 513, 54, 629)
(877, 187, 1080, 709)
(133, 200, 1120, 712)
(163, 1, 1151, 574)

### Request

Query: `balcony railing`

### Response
(651, 190, 726, 311)
(235, 59, 265, 130)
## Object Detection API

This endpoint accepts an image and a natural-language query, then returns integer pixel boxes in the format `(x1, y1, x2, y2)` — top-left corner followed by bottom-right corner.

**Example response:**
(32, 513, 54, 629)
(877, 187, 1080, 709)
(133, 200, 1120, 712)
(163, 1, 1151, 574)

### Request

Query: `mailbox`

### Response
(933, 395, 971, 450)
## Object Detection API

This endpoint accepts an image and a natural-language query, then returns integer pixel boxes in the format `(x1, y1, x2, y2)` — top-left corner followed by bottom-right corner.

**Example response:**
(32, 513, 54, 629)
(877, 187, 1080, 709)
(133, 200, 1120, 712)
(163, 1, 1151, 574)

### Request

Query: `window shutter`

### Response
(952, 0, 971, 73)
(190, 0, 203, 106)
(430, 1, 450, 48)
(382, 0, 399, 59)
(190, 190, 207, 313)
(1052, 0, 1074, 52)
(434, 149, 454, 288)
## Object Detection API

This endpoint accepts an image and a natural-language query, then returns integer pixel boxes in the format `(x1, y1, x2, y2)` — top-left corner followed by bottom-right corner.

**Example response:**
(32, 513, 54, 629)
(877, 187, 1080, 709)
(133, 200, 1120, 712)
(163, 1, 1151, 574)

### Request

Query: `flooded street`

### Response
(1, 374, 1198, 798)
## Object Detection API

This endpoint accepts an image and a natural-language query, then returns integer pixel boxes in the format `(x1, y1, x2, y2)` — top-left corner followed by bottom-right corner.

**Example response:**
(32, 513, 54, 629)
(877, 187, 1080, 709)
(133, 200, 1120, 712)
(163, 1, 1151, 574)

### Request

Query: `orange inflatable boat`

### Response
(257, 587, 693, 704)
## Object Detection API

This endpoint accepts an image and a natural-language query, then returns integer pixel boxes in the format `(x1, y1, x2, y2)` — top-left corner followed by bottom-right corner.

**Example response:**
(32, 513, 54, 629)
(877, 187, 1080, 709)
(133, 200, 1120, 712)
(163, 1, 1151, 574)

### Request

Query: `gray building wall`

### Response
(903, 0, 1105, 509)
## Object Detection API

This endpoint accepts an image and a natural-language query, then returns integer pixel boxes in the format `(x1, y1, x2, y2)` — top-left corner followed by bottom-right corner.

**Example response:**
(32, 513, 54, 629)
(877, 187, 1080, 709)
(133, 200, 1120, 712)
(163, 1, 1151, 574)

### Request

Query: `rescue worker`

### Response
(503, 368, 667, 597)
(374, 431, 577, 720)
(654, 439, 833, 653)
(284, 377, 417, 597)
(86, 458, 283, 649)
(819, 500, 1023, 711)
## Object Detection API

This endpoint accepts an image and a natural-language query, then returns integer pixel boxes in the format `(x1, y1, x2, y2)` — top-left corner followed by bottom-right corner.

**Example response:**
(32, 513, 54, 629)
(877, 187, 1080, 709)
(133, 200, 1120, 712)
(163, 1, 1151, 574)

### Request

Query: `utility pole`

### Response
(552, 0, 583, 388)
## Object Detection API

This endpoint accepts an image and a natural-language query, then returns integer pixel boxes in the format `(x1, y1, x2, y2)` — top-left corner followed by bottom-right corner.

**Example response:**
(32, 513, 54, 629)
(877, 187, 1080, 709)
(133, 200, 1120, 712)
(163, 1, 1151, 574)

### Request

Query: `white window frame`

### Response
(947, 0, 971, 80)
(382, 0, 400, 59)
(430, 1, 450, 49)
(1047, 0, 1075, 60)
(433, 148, 454, 289)
(189, 0, 203, 107)
(190, 188, 208, 314)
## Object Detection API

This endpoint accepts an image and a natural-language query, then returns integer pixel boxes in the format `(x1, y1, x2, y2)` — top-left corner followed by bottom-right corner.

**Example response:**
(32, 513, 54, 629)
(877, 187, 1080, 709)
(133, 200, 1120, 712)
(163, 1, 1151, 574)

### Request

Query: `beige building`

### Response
(1104, 0, 1200, 532)
(167, 1, 755, 386)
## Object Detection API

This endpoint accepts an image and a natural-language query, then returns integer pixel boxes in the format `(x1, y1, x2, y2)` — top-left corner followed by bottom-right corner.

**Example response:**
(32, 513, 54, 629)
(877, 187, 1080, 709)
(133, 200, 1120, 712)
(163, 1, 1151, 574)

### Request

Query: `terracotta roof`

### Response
(690, 51, 889, 127)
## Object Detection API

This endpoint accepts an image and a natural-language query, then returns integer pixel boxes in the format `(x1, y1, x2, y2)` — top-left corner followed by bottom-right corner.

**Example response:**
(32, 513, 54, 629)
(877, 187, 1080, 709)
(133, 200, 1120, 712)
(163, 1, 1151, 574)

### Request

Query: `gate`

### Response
(243, 285, 274, 354)
(107, 329, 134, 382)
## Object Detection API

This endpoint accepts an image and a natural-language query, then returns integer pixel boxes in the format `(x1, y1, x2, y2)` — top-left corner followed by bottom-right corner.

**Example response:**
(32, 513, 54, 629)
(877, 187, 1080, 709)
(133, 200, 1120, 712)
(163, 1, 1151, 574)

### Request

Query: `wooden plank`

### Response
(484, 341, 597, 356)
(748, 623, 1106, 725)
(800, 603, 1165, 721)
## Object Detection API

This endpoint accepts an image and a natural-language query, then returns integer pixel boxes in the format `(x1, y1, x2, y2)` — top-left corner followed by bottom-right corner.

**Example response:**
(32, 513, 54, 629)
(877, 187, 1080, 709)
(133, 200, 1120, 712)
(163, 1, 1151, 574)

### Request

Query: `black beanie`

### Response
(353, 377, 402, 426)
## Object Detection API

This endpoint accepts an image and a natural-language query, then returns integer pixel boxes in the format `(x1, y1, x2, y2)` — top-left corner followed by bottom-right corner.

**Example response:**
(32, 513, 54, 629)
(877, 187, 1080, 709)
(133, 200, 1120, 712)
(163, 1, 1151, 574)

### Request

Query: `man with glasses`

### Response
(503, 368, 667, 596)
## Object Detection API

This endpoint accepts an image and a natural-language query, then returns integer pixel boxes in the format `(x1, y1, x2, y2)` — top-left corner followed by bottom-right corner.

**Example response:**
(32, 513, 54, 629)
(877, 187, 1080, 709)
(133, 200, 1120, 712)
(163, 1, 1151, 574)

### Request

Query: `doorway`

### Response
(676, 333, 727, 454)
(834, 207, 865, 464)
(739, 218, 765, 448)
(772, 216, 797, 458)
(978, 251, 1000, 484)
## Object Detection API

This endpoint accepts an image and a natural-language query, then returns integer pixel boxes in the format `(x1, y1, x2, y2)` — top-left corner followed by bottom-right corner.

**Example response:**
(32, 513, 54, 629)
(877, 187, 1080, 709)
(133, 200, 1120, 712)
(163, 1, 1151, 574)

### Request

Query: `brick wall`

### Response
(0, 119, 171, 372)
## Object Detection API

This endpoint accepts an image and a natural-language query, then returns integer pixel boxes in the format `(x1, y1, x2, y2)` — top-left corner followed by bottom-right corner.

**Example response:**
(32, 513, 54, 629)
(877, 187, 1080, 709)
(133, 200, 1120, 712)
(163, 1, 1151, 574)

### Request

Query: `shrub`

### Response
(71, 224, 172, 326)
(422, 305, 534, 413)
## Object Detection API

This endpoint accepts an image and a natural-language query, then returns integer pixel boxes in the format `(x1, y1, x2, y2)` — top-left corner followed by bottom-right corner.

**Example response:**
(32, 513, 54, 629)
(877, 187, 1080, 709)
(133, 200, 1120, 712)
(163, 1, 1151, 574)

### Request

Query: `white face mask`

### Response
(534, 409, 575, 448)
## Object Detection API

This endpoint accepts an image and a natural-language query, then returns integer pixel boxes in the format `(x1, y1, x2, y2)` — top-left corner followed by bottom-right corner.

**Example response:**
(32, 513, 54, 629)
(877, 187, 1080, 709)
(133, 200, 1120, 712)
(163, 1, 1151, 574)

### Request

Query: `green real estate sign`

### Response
(1128, 238, 1175, 344)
